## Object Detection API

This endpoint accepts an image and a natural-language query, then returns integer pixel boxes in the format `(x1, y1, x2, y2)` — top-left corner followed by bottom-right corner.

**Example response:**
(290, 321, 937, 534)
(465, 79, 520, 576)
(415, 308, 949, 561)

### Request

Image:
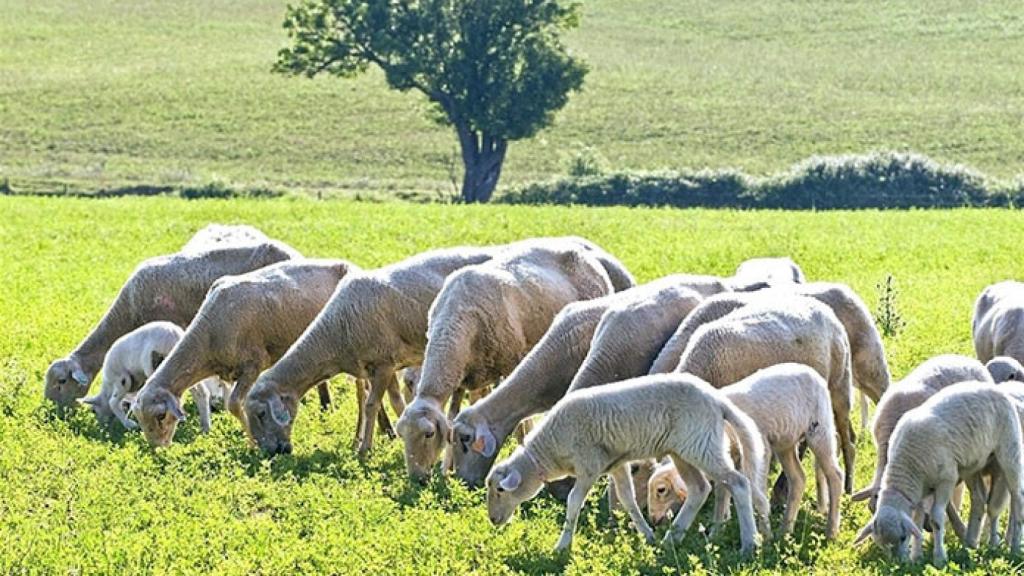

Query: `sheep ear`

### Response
(670, 474, 688, 499)
(168, 401, 186, 422)
(441, 418, 453, 444)
(472, 425, 497, 457)
(72, 368, 90, 385)
(902, 512, 923, 539)
(150, 351, 166, 372)
(268, 395, 291, 427)
(851, 486, 878, 502)
(853, 522, 874, 546)
(499, 469, 522, 492)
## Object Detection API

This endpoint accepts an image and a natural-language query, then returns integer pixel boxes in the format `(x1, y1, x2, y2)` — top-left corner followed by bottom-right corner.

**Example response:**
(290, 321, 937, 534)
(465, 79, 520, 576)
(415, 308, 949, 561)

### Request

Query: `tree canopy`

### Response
(275, 0, 588, 202)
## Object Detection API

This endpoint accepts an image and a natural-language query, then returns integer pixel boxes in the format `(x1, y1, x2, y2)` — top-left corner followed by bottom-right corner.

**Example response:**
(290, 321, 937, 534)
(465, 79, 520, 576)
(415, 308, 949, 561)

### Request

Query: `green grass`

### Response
(4, 196, 1024, 574)
(2, 1, 1023, 197)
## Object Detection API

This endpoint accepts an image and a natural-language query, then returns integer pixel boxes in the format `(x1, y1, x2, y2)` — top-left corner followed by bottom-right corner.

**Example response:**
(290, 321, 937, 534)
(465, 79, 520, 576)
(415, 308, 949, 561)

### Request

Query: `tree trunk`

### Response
(456, 124, 508, 203)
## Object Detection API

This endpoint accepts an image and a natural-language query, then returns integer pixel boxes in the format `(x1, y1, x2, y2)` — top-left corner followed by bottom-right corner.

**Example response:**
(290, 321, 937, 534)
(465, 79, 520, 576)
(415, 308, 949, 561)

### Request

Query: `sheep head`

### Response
(486, 450, 545, 527)
(132, 387, 186, 447)
(854, 504, 921, 560)
(987, 356, 1024, 383)
(245, 379, 298, 456)
(647, 463, 687, 525)
(396, 399, 450, 484)
(450, 408, 500, 488)
(45, 357, 91, 408)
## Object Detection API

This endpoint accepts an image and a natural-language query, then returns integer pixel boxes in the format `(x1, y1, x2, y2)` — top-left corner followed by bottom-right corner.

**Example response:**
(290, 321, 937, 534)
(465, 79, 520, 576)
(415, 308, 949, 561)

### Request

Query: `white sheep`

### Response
(853, 382, 1024, 567)
(974, 281, 1024, 365)
(651, 282, 890, 412)
(852, 354, 992, 512)
(650, 363, 843, 538)
(486, 373, 770, 554)
(45, 230, 300, 408)
(78, 321, 225, 431)
(729, 256, 805, 291)
(675, 296, 857, 493)
(397, 240, 620, 482)
(132, 259, 358, 447)
(243, 246, 499, 457)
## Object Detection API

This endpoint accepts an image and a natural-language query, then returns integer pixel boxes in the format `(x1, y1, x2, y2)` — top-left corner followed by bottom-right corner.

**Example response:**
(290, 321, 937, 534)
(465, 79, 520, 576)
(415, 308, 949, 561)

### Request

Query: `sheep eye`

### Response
(58, 378, 66, 385)
(630, 463, 640, 474)
(424, 429, 435, 439)
(657, 486, 668, 496)
(459, 433, 472, 445)
(496, 485, 505, 493)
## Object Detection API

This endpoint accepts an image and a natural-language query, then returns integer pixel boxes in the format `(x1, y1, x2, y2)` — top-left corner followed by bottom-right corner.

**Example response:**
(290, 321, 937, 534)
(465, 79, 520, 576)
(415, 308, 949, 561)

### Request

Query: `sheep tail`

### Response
(719, 397, 767, 495)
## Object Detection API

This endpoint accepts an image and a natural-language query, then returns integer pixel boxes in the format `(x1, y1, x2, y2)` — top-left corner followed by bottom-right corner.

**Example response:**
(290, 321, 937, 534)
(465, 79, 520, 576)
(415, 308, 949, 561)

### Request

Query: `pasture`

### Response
(2, 195, 1024, 574)
(2, 0, 1024, 197)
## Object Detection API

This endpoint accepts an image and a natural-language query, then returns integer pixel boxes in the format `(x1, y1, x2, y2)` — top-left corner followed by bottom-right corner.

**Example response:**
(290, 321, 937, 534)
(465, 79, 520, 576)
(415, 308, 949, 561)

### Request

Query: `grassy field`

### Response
(3, 196, 1024, 574)
(2, 1, 1024, 197)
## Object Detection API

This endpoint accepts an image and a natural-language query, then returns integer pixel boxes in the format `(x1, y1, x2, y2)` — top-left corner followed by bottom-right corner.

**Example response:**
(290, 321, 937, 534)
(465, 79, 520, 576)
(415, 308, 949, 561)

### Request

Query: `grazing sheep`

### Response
(79, 321, 225, 432)
(180, 223, 271, 253)
(398, 242, 619, 482)
(651, 282, 890, 409)
(486, 373, 769, 554)
(675, 296, 858, 493)
(244, 246, 498, 457)
(647, 460, 689, 525)
(451, 275, 704, 487)
(132, 259, 357, 447)
(974, 281, 1024, 365)
(854, 382, 1024, 567)
(44, 232, 300, 408)
(729, 257, 805, 291)
(650, 364, 844, 538)
(852, 354, 992, 512)
(987, 356, 1024, 383)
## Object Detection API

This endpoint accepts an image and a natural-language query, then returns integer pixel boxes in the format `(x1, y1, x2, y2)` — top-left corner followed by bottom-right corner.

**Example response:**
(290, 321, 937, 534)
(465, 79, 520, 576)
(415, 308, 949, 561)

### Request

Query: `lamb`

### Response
(674, 296, 858, 493)
(486, 373, 770, 554)
(728, 257, 805, 291)
(243, 246, 499, 457)
(988, 356, 1024, 383)
(973, 281, 1024, 364)
(854, 382, 1024, 567)
(397, 241, 620, 482)
(648, 364, 844, 538)
(852, 354, 993, 512)
(78, 321, 224, 432)
(651, 282, 890, 409)
(179, 223, 271, 253)
(132, 259, 358, 447)
(450, 274, 708, 487)
(44, 230, 300, 408)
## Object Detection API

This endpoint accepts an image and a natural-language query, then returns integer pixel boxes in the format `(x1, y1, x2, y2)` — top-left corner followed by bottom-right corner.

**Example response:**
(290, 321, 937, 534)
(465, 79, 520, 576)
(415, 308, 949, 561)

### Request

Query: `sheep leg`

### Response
(836, 414, 856, 494)
(357, 369, 394, 455)
(858, 390, 868, 433)
(664, 458, 710, 545)
(986, 472, 1009, 548)
(352, 378, 369, 450)
(554, 472, 597, 553)
(608, 464, 656, 545)
(189, 383, 212, 434)
(966, 473, 988, 548)
(778, 447, 806, 537)
(315, 382, 331, 411)
(385, 376, 406, 418)
(910, 507, 925, 561)
(715, 469, 758, 555)
(930, 482, 954, 567)
(227, 363, 262, 430)
(808, 429, 843, 539)
(709, 483, 731, 537)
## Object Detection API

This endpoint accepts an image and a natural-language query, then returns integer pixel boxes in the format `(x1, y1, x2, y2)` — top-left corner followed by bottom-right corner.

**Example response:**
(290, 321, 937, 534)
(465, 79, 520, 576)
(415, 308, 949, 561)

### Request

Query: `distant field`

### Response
(2, 1, 1023, 197)
(3, 196, 1024, 574)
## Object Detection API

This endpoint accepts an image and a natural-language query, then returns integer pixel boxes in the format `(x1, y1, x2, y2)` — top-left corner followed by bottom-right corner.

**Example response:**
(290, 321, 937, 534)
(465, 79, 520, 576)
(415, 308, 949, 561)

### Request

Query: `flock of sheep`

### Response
(43, 224, 1024, 566)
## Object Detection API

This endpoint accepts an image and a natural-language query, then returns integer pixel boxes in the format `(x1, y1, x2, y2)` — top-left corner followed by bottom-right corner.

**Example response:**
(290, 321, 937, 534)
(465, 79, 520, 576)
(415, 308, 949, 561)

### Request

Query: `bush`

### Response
(178, 181, 284, 200)
(498, 151, 1013, 209)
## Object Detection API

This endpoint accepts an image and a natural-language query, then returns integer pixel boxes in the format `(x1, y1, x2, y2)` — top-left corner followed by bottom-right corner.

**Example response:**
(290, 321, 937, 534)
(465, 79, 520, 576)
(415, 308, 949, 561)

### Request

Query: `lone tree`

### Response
(275, 0, 587, 203)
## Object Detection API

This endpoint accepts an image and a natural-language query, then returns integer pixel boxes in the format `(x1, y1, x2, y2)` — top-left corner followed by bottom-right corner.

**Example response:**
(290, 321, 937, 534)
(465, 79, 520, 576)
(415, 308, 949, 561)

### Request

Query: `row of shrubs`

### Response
(498, 152, 1024, 209)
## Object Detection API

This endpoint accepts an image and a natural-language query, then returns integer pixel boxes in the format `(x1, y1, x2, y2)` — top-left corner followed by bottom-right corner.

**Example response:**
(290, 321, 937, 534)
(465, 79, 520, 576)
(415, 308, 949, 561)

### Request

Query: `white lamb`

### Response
(852, 354, 992, 512)
(648, 363, 843, 538)
(79, 321, 225, 432)
(728, 256, 806, 291)
(486, 373, 769, 555)
(854, 382, 1024, 567)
